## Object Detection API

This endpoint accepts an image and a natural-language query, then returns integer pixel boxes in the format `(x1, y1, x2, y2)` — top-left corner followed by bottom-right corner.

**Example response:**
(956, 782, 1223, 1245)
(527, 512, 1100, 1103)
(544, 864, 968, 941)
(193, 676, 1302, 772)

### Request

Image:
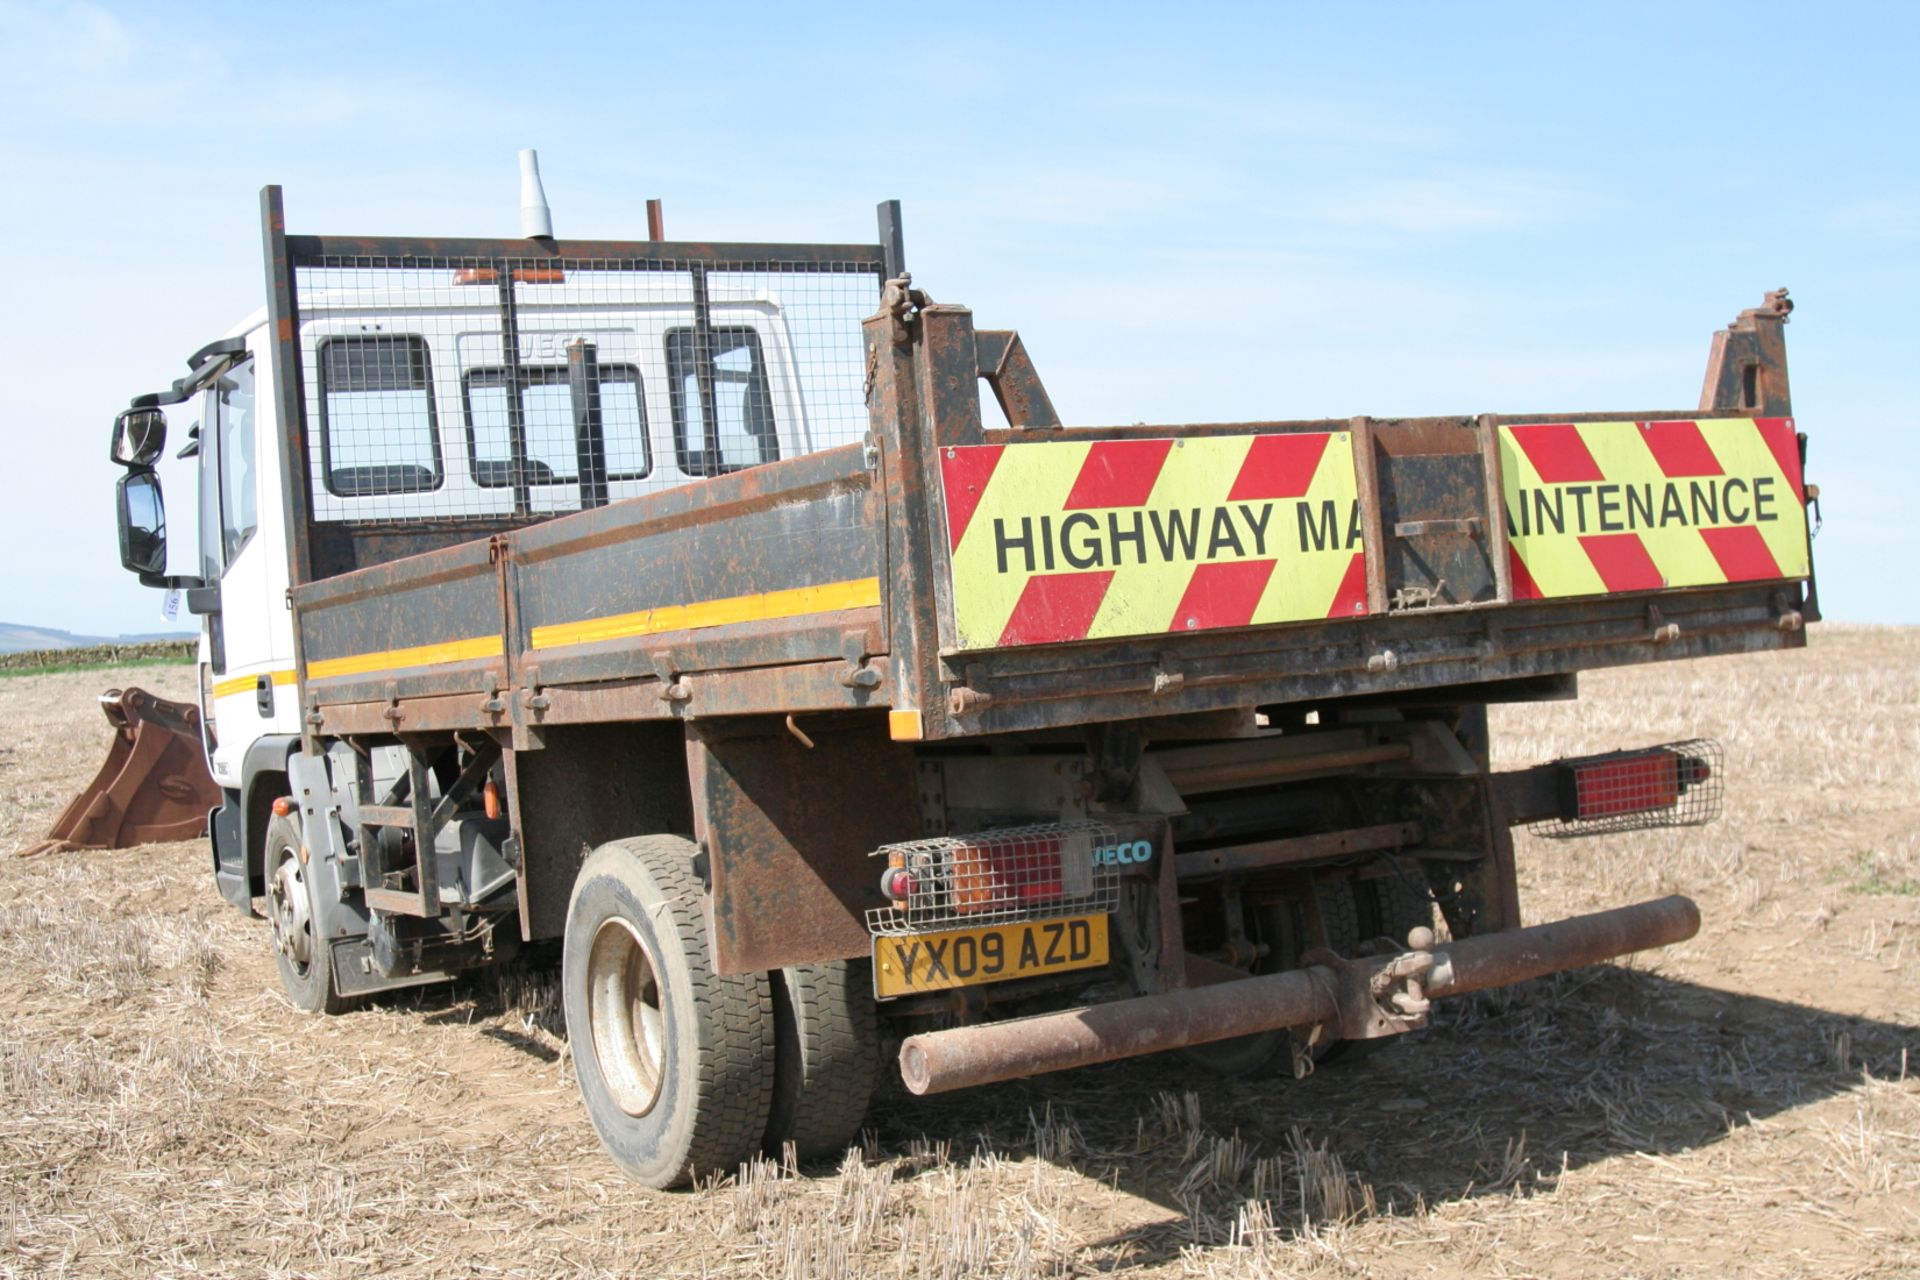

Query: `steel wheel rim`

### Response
(587, 915, 667, 1117)
(267, 843, 314, 972)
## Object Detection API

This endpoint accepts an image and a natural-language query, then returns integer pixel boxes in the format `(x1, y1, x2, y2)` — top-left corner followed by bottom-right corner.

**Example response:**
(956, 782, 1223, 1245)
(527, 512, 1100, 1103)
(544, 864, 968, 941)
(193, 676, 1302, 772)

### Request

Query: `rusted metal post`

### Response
(1349, 416, 1389, 614)
(1699, 289, 1793, 416)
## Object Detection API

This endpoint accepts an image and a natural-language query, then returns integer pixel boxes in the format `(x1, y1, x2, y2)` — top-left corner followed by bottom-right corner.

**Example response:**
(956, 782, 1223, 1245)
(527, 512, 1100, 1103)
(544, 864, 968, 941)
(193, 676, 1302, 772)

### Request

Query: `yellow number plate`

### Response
(872, 914, 1108, 999)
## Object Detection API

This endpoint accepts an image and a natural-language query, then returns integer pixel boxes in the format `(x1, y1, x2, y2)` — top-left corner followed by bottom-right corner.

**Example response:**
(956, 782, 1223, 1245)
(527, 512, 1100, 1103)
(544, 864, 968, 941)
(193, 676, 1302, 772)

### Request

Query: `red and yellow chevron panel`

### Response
(1500, 417, 1808, 599)
(940, 433, 1367, 650)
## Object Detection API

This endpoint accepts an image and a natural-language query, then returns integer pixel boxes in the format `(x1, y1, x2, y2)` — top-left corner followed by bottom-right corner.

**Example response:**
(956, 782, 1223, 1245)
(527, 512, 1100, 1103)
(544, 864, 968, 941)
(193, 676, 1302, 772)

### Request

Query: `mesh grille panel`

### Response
(292, 253, 881, 526)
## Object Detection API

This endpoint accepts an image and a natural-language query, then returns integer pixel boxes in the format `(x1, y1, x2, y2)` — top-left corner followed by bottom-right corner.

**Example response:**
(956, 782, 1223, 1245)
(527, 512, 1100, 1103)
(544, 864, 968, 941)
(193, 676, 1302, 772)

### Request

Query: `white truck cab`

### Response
(112, 264, 826, 906)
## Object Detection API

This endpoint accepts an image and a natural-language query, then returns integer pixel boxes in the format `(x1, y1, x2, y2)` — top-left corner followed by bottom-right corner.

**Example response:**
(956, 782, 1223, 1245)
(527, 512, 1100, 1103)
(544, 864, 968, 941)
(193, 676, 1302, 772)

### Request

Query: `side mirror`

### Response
(117, 471, 167, 576)
(111, 407, 168, 468)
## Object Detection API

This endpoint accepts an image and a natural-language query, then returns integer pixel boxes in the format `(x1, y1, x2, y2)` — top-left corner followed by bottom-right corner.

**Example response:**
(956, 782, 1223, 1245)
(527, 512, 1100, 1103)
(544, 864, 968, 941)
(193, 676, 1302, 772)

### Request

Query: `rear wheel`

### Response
(765, 960, 880, 1163)
(263, 810, 352, 1015)
(564, 835, 775, 1188)
(1177, 870, 1433, 1079)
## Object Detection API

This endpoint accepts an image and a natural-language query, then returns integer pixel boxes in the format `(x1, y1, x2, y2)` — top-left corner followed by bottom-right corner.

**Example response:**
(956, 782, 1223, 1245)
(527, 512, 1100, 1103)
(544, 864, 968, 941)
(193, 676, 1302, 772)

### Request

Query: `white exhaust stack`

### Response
(519, 148, 554, 239)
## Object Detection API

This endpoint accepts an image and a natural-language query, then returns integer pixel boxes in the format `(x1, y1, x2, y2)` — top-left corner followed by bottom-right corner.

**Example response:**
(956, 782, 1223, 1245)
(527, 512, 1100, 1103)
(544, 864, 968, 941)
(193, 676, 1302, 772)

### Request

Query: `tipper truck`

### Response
(105, 163, 1816, 1187)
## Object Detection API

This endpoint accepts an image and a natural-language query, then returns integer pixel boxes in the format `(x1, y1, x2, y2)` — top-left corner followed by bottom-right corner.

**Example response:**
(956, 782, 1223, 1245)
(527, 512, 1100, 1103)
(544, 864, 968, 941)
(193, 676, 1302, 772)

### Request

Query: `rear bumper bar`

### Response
(898, 895, 1700, 1095)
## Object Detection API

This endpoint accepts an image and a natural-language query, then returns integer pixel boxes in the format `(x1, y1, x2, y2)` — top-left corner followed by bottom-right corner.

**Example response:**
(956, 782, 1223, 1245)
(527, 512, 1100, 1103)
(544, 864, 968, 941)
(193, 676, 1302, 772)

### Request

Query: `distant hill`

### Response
(0, 621, 196, 654)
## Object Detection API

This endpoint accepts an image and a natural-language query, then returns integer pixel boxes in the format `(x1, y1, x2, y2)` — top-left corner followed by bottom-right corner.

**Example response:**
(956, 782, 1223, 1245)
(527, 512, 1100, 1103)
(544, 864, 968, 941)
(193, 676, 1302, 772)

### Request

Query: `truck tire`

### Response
(765, 960, 880, 1162)
(564, 835, 775, 1188)
(1177, 871, 1434, 1080)
(1346, 865, 1435, 953)
(263, 810, 353, 1015)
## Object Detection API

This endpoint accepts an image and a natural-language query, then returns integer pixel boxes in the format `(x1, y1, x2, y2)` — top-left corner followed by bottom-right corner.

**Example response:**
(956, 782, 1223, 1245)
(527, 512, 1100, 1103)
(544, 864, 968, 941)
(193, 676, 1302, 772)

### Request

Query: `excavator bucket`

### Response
(19, 687, 221, 857)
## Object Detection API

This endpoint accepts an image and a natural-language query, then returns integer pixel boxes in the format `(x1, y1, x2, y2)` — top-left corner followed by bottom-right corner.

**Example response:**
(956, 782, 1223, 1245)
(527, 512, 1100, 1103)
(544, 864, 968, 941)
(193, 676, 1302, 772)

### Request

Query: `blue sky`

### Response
(1, 1, 1914, 633)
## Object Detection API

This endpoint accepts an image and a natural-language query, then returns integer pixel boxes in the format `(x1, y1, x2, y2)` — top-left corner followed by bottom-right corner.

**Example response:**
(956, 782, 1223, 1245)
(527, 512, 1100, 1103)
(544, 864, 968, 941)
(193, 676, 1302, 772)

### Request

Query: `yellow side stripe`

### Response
(306, 636, 504, 681)
(530, 577, 882, 650)
(212, 669, 297, 699)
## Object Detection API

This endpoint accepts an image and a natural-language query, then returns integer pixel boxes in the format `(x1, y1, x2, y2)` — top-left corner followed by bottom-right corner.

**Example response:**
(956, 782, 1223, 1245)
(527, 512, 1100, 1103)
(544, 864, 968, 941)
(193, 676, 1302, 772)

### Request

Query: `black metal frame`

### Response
(260, 185, 901, 592)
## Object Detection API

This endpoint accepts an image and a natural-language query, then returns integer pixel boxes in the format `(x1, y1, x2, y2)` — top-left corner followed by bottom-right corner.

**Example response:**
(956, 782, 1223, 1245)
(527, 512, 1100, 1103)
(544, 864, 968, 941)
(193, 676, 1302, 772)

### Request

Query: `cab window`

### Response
(463, 365, 651, 487)
(665, 327, 776, 474)
(215, 360, 258, 562)
(318, 335, 442, 496)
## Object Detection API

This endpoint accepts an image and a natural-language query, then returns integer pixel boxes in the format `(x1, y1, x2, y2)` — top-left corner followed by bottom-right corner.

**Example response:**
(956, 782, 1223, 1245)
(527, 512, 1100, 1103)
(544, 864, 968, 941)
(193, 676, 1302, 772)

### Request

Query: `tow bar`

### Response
(898, 895, 1700, 1095)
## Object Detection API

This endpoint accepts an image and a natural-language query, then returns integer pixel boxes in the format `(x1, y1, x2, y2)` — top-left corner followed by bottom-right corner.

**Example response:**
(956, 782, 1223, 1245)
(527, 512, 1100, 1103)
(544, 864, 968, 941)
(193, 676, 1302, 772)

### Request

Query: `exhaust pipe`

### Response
(897, 895, 1700, 1096)
(519, 148, 553, 240)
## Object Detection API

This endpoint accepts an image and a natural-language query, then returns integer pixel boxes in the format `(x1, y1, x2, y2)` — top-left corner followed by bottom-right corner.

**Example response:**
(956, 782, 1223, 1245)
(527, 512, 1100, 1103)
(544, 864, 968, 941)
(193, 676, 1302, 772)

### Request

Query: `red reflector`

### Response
(952, 835, 1066, 913)
(881, 867, 916, 901)
(1572, 751, 1681, 819)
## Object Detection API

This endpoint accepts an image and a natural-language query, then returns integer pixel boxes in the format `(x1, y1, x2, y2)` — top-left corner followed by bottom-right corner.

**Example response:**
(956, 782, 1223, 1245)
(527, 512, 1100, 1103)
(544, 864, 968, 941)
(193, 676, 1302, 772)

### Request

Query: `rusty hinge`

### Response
(880, 273, 930, 347)
(521, 664, 550, 713)
(479, 671, 507, 718)
(947, 685, 992, 716)
(650, 650, 690, 704)
(837, 628, 883, 689)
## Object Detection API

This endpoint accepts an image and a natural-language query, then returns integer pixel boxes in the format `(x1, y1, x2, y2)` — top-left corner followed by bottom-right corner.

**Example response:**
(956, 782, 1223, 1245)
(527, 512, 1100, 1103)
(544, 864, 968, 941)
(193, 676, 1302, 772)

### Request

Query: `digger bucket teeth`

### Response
(18, 687, 222, 857)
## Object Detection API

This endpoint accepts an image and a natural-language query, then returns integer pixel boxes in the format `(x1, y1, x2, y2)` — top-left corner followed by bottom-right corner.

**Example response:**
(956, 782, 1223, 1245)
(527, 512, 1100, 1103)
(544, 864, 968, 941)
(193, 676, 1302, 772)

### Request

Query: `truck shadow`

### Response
(862, 966, 1919, 1268)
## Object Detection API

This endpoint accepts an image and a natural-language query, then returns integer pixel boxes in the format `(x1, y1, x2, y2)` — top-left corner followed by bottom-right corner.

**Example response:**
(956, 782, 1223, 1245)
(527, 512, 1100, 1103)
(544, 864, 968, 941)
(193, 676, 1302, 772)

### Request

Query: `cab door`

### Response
(197, 341, 299, 792)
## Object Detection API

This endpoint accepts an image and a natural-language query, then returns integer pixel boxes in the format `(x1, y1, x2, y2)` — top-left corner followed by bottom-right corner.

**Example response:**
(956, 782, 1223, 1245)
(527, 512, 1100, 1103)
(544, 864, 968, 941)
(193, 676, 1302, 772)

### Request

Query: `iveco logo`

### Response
(1092, 840, 1154, 868)
(520, 333, 583, 360)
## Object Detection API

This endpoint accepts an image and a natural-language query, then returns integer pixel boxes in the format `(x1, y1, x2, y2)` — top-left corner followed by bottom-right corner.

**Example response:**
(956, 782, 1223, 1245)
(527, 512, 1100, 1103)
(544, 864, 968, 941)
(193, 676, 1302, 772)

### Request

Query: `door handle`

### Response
(256, 674, 274, 718)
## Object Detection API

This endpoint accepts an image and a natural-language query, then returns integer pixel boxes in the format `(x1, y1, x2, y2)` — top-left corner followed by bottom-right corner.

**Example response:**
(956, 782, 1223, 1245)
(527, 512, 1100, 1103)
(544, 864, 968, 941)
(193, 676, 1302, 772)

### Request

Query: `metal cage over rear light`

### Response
(867, 821, 1123, 936)
(1532, 739, 1724, 838)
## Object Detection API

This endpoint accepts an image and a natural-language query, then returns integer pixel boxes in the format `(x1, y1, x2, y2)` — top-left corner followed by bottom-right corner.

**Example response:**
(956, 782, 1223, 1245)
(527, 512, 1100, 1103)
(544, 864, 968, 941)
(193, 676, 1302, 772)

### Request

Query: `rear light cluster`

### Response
(1535, 738, 1723, 838)
(867, 821, 1125, 935)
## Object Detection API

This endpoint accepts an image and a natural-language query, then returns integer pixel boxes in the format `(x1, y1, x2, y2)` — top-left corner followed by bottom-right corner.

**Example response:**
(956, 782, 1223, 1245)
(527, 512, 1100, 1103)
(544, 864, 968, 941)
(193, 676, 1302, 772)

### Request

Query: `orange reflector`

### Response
(451, 267, 566, 285)
(271, 796, 294, 817)
(483, 778, 502, 820)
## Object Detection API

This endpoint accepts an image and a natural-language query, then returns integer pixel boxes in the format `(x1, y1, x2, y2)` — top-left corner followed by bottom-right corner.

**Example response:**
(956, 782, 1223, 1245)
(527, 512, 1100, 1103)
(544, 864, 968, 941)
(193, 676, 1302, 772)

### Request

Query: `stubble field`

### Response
(2, 627, 1916, 1278)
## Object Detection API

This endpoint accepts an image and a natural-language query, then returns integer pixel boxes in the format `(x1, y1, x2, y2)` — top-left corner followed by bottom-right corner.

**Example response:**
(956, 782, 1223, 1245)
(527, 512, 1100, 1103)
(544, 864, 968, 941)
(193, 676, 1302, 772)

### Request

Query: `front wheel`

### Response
(263, 810, 352, 1015)
(564, 835, 776, 1188)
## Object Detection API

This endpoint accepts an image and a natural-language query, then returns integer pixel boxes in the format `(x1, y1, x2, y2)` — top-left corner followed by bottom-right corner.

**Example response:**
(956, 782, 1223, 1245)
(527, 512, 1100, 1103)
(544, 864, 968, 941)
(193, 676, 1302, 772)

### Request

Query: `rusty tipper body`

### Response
(105, 175, 1814, 1187)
